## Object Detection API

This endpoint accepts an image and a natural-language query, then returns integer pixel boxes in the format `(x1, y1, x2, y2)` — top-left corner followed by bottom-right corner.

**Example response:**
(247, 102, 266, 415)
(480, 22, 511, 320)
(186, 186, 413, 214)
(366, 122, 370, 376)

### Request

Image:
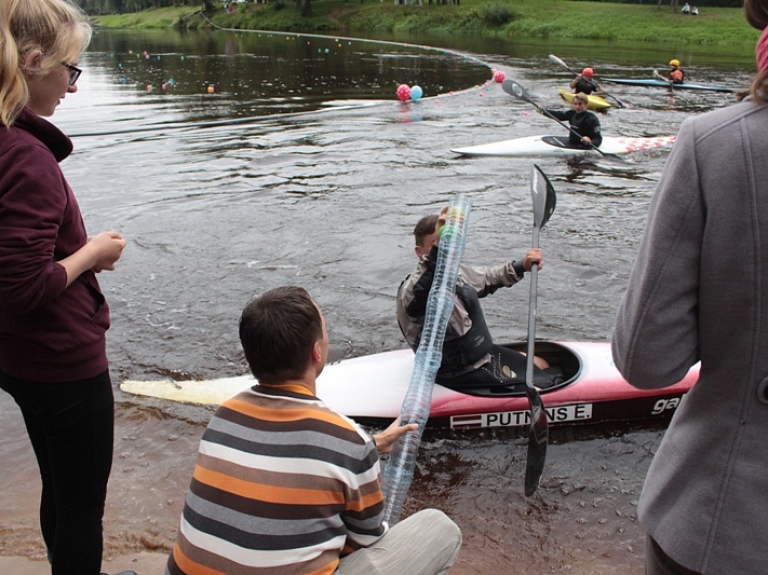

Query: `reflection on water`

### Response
(64, 28, 491, 132)
(0, 28, 757, 573)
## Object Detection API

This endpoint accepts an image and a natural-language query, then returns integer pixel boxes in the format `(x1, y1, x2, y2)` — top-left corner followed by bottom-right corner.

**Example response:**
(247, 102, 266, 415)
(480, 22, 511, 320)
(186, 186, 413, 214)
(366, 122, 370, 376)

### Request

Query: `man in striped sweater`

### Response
(166, 286, 462, 575)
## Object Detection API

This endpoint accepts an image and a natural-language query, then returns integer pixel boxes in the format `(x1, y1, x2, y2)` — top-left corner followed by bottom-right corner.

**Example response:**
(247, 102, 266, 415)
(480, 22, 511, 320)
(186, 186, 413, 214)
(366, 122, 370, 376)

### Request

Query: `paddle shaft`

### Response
(523, 211, 547, 497)
(522, 164, 554, 497)
(525, 231, 540, 380)
(654, 69, 675, 87)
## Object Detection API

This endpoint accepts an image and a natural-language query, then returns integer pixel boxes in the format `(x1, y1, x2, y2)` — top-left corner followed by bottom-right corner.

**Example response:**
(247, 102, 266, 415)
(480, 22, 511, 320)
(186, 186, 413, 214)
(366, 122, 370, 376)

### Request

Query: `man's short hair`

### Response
(239, 286, 322, 384)
(413, 215, 438, 248)
(573, 92, 589, 105)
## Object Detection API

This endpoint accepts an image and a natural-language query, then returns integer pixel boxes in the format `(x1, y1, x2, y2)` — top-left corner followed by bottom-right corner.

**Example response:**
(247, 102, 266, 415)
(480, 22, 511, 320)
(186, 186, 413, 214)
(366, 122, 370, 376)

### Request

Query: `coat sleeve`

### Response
(460, 260, 522, 297)
(612, 118, 702, 389)
(0, 142, 69, 313)
(545, 109, 571, 122)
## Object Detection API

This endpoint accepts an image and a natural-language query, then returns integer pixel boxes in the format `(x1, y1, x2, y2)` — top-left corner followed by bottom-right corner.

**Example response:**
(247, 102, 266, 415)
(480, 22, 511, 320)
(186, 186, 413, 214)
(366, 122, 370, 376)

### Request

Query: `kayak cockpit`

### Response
(444, 341, 582, 398)
(541, 136, 586, 150)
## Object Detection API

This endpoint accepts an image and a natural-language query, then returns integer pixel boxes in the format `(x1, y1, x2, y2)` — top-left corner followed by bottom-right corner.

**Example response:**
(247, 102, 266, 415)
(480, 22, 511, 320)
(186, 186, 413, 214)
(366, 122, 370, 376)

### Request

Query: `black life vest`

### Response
(439, 283, 494, 373)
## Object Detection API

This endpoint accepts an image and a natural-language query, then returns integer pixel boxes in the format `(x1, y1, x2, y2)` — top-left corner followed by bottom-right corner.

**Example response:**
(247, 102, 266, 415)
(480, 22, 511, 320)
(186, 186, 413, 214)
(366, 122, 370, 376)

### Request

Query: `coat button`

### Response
(757, 378, 768, 405)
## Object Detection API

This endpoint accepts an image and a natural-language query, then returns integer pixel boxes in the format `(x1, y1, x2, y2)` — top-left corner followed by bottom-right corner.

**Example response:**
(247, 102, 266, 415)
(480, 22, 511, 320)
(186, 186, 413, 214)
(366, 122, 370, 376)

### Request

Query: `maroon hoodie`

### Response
(0, 108, 110, 383)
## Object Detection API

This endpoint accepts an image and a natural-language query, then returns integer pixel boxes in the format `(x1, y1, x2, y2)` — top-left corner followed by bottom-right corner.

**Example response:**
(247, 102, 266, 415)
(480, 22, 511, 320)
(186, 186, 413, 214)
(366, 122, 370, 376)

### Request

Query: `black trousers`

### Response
(0, 368, 114, 575)
(437, 345, 550, 388)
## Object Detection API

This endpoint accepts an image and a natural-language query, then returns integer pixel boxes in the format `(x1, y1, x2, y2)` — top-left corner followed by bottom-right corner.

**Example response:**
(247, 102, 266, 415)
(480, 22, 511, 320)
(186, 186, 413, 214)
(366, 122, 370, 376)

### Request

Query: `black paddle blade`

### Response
(502, 79, 534, 105)
(524, 387, 548, 497)
(531, 165, 557, 230)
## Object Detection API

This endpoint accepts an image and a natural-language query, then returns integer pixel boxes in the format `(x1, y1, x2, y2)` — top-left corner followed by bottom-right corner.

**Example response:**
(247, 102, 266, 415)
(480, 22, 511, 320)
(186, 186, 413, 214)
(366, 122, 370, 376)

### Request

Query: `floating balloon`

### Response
(494, 70, 506, 83)
(410, 85, 423, 101)
(396, 84, 411, 102)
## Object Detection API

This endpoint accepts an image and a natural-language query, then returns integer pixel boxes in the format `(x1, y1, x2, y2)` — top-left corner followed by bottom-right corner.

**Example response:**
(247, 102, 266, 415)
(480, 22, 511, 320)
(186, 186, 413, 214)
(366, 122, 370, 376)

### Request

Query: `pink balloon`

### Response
(396, 84, 411, 102)
(494, 70, 506, 83)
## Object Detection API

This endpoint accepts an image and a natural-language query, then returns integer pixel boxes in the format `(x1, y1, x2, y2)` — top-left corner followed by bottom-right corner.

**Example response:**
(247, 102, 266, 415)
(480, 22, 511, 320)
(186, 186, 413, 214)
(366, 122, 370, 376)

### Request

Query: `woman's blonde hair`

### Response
(0, 0, 91, 127)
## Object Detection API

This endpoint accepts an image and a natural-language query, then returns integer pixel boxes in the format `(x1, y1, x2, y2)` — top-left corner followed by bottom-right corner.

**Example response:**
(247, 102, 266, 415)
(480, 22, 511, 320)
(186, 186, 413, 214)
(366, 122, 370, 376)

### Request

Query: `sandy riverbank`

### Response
(0, 551, 168, 575)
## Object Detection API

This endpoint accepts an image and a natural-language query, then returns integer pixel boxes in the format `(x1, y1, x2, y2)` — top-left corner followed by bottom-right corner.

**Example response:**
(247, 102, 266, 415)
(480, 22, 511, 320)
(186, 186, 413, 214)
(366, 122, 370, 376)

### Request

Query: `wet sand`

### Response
(0, 552, 168, 575)
(1, 390, 662, 575)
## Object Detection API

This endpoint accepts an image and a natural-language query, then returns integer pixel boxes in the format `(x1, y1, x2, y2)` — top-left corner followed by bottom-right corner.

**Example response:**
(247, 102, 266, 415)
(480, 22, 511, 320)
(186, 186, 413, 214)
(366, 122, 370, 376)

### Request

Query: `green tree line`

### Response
(74, 0, 742, 16)
(74, 0, 200, 15)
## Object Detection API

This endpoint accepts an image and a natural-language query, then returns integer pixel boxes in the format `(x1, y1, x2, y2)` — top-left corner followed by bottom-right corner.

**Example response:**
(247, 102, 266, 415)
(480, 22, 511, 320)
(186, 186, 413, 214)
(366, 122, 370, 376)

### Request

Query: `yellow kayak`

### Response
(558, 89, 611, 111)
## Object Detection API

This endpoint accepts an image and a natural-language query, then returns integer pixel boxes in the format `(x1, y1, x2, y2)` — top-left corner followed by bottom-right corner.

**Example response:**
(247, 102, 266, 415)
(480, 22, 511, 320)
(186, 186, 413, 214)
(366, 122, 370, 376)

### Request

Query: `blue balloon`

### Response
(410, 85, 423, 101)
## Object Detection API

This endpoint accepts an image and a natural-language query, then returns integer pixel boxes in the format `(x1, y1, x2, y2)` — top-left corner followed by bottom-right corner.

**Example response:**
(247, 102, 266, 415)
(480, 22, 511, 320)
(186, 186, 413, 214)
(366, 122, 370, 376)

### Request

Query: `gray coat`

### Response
(612, 98, 768, 574)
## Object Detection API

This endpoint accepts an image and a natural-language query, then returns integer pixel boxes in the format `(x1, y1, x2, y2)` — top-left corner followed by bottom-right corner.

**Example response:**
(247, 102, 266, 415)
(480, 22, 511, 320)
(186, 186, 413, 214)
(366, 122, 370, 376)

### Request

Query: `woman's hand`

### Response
(89, 231, 126, 273)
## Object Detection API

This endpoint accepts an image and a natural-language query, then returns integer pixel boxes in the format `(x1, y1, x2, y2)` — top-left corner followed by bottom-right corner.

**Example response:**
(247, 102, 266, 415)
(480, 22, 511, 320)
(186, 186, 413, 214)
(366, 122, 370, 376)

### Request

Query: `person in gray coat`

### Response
(612, 2, 768, 573)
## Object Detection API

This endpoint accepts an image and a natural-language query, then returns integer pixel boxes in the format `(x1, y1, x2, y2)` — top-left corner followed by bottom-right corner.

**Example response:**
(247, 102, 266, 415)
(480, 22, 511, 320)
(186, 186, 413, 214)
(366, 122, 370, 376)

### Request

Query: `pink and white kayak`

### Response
(120, 341, 699, 430)
(451, 134, 676, 157)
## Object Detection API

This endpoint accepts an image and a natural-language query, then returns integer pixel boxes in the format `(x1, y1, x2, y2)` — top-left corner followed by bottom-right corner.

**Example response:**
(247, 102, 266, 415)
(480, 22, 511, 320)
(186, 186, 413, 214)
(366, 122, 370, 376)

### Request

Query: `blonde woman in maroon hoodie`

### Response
(0, 1, 129, 574)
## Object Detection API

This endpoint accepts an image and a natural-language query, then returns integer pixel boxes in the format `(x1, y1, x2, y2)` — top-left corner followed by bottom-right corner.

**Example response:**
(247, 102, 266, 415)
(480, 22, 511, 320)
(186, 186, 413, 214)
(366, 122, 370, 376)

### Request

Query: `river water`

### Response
(0, 27, 756, 573)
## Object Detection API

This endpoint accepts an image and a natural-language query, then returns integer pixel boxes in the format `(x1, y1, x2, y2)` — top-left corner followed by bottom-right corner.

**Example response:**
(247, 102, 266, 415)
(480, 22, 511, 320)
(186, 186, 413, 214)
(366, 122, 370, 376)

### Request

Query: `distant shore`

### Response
(92, 0, 757, 46)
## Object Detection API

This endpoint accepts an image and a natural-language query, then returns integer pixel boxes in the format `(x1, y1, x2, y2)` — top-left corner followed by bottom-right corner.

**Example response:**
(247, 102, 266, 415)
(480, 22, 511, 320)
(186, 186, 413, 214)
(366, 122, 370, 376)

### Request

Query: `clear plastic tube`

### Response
(381, 195, 471, 524)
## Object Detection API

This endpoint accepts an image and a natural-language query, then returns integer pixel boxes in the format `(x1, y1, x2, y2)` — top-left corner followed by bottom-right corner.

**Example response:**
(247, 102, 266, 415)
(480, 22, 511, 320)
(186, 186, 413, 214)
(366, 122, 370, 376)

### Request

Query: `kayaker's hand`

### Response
(523, 248, 543, 272)
(372, 417, 418, 454)
(581, 136, 592, 145)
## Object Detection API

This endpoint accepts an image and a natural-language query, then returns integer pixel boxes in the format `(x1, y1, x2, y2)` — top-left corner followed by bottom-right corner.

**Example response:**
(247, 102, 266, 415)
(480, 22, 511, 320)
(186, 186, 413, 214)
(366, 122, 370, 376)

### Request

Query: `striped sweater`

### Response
(166, 383, 388, 575)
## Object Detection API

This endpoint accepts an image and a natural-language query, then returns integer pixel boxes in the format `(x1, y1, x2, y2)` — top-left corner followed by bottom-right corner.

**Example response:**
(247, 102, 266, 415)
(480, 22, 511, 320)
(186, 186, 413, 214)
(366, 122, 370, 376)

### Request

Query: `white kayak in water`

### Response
(451, 134, 676, 157)
(121, 341, 699, 430)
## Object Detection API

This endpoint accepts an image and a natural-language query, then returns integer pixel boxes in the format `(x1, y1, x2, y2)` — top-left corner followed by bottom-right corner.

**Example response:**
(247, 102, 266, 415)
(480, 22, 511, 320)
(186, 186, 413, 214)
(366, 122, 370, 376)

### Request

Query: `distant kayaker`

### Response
(544, 93, 603, 148)
(570, 67, 604, 95)
(397, 210, 553, 391)
(658, 59, 686, 84)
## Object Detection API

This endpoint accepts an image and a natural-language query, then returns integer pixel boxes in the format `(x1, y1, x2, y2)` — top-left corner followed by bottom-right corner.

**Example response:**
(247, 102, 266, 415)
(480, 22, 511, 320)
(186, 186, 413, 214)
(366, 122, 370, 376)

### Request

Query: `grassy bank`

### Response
(92, 0, 758, 46)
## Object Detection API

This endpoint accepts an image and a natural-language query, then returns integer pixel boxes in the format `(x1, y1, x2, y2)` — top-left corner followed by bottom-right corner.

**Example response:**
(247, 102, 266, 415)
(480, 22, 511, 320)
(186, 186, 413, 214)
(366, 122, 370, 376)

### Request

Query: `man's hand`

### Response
(522, 248, 543, 272)
(372, 417, 418, 454)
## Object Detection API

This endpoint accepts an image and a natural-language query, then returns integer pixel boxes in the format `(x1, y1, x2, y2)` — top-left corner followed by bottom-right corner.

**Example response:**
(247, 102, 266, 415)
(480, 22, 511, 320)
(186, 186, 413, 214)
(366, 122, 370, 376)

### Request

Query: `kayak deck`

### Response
(451, 134, 676, 157)
(121, 341, 699, 430)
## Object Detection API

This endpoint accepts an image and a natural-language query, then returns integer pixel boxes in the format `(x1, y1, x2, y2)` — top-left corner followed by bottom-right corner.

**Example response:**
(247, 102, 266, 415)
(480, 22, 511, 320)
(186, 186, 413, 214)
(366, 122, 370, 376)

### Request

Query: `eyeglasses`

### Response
(61, 62, 82, 86)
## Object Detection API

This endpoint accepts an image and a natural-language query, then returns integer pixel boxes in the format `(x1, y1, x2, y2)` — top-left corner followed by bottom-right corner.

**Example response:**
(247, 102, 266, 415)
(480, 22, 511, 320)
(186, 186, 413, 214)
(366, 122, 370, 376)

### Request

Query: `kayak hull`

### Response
(121, 341, 699, 430)
(603, 78, 734, 92)
(558, 89, 611, 111)
(451, 134, 676, 157)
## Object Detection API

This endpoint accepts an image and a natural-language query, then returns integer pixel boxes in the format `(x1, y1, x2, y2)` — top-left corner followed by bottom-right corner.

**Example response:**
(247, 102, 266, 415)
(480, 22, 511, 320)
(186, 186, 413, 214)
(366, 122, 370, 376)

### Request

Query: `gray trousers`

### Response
(338, 509, 462, 575)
